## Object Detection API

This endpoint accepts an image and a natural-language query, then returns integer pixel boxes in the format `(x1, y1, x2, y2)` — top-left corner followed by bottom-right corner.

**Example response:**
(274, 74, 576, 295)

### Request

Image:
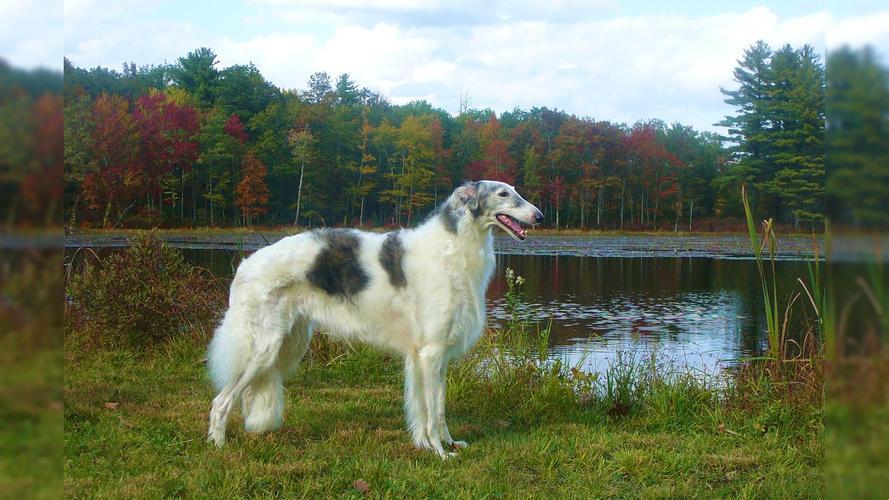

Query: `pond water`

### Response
(66, 233, 818, 375)
(490, 254, 807, 374)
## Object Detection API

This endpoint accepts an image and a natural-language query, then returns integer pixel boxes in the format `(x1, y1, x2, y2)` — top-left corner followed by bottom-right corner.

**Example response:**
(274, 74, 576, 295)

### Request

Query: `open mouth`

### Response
(495, 214, 528, 240)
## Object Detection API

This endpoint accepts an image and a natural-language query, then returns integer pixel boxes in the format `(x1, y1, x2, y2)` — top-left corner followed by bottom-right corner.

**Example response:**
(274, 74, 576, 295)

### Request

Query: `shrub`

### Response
(66, 232, 225, 349)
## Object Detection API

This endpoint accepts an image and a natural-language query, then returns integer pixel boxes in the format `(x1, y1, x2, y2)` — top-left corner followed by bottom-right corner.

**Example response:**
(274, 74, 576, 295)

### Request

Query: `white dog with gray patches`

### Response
(207, 180, 543, 458)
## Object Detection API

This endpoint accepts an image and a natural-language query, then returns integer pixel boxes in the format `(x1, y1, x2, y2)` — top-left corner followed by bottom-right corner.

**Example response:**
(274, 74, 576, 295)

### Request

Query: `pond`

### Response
(66, 233, 820, 375)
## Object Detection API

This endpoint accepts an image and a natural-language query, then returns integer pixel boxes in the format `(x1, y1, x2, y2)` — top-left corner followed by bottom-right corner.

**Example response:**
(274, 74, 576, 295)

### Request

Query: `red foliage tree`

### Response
(427, 118, 452, 200)
(223, 113, 249, 143)
(20, 94, 63, 225)
(235, 151, 270, 226)
(83, 93, 141, 225)
(549, 176, 567, 227)
(626, 123, 682, 227)
(478, 115, 517, 183)
(133, 92, 200, 218)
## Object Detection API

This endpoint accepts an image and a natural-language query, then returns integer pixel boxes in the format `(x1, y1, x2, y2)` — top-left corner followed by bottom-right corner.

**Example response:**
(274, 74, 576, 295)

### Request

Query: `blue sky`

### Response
(6, 1, 889, 132)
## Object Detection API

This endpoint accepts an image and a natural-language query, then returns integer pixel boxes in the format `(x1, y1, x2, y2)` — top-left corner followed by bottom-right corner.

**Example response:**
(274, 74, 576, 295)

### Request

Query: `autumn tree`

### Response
(521, 146, 544, 205)
(223, 113, 249, 143)
(380, 115, 435, 225)
(83, 93, 140, 226)
(477, 115, 517, 184)
(197, 107, 242, 226)
(346, 114, 377, 226)
(235, 151, 270, 226)
(133, 91, 199, 221)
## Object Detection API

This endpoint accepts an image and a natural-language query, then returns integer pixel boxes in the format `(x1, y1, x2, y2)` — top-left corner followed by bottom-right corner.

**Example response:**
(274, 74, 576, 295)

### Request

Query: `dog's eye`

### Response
(498, 191, 508, 197)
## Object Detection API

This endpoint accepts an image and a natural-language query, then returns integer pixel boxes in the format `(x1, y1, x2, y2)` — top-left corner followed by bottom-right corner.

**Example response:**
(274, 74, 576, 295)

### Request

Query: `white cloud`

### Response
(62, 3, 889, 132)
(215, 33, 320, 88)
(827, 11, 889, 56)
(1, 0, 63, 70)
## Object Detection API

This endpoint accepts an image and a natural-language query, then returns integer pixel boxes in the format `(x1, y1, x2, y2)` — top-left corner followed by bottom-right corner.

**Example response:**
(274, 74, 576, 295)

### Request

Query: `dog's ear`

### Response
(452, 182, 479, 210)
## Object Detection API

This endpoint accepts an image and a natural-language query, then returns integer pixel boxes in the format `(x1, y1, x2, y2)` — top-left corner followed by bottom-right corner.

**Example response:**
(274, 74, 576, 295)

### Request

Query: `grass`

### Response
(63, 331, 823, 498)
(1, 347, 62, 499)
(0, 250, 64, 499)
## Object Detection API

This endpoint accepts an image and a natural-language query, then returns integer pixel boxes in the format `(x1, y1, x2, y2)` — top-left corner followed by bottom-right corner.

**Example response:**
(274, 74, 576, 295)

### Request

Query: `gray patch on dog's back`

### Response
(307, 229, 369, 298)
(379, 231, 407, 288)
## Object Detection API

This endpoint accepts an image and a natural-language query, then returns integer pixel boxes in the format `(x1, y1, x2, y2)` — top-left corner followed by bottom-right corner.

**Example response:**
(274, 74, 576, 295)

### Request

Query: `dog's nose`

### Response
(534, 211, 544, 224)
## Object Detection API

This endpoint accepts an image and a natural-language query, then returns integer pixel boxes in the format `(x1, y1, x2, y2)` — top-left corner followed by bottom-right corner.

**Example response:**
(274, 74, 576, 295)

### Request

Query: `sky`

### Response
(5, 1, 889, 132)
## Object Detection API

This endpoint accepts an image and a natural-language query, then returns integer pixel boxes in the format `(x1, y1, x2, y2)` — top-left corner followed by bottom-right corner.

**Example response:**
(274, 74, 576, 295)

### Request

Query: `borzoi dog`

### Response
(207, 180, 543, 457)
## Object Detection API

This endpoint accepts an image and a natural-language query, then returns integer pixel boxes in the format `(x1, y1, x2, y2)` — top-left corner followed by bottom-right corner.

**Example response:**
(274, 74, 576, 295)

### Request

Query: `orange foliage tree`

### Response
(235, 151, 270, 226)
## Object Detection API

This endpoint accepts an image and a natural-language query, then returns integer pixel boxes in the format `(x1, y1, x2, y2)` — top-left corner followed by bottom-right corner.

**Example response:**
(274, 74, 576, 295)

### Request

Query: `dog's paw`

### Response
(207, 431, 226, 447)
(449, 440, 468, 450)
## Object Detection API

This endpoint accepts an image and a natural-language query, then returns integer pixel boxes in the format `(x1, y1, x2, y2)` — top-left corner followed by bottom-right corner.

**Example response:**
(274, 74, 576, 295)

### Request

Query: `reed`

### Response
(741, 186, 805, 360)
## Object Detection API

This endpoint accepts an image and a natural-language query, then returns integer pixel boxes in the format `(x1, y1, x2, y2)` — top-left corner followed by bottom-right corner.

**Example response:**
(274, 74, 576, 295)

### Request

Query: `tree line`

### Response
(62, 42, 830, 230)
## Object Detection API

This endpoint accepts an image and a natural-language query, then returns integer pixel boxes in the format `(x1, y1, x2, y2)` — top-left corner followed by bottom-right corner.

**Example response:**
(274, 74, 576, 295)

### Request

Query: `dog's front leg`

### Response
(437, 361, 467, 450)
(416, 344, 454, 458)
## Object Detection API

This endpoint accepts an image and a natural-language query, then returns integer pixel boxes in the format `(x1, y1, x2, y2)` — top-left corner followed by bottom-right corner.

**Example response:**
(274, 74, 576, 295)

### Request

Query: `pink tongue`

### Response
(497, 215, 526, 237)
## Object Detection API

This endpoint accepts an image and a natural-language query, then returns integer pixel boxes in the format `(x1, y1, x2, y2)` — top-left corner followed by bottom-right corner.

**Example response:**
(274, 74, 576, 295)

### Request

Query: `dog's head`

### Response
(444, 180, 543, 241)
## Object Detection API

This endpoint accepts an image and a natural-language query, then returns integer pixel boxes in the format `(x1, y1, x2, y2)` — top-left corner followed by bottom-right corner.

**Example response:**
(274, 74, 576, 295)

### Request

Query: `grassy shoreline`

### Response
(64, 336, 822, 498)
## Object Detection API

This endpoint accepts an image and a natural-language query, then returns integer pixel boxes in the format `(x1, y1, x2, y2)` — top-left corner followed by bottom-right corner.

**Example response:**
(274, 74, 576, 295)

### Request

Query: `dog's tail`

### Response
(208, 308, 285, 432)
(207, 310, 249, 392)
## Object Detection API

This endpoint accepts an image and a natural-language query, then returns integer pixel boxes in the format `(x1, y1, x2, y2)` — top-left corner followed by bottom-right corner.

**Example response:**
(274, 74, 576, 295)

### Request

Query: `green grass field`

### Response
(64, 336, 822, 498)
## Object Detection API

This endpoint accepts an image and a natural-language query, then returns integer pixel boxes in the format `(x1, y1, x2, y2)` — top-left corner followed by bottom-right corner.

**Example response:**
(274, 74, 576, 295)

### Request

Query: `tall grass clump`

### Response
(448, 268, 592, 424)
(799, 228, 833, 356)
(741, 185, 824, 362)
(741, 186, 785, 359)
(738, 186, 824, 410)
(66, 232, 226, 350)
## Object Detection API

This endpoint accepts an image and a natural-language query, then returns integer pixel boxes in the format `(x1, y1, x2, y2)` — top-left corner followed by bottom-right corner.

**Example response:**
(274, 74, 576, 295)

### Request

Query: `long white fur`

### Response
(206, 180, 541, 458)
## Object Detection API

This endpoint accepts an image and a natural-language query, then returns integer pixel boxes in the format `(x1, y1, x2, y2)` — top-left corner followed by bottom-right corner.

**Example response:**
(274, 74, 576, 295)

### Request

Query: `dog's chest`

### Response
(443, 248, 494, 351)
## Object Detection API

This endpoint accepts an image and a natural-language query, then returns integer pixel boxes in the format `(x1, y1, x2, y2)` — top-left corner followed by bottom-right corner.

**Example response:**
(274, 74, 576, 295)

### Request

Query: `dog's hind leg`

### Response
(404, 352, 438, 454)
(208, 314, 287, 446)
(241, 370, 283, 433)
(242, 317, 313, 433)
(208, 357, 265, 446)
(277, 317, 314, 377)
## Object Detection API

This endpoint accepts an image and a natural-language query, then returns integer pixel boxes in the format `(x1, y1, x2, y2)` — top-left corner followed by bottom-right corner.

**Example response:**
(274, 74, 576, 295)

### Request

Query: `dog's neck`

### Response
(413, 207, 495, 275)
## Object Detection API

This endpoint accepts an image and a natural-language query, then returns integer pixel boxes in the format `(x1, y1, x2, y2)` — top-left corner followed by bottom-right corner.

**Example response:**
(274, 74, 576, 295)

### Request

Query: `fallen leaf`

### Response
(104, 402, 119, 410)
(353, 479, 370, 494)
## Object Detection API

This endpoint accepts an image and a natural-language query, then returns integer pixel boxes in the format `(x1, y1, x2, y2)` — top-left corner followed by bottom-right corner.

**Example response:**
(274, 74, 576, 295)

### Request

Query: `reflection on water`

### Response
(72, 245, 810, 375)
(487, 255, 807, 374)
